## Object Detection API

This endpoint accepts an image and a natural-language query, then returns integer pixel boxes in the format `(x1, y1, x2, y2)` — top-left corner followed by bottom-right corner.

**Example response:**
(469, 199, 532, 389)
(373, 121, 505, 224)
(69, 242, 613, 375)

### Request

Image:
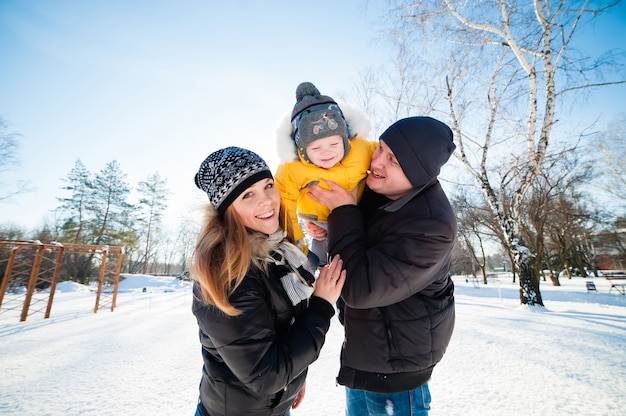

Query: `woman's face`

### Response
(231, 178, 281, 235)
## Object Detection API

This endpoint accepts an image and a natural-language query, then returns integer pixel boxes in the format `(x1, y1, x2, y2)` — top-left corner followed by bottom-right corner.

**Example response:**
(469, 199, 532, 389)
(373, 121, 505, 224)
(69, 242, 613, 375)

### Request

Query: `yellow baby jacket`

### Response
(275, 138, 378, 242)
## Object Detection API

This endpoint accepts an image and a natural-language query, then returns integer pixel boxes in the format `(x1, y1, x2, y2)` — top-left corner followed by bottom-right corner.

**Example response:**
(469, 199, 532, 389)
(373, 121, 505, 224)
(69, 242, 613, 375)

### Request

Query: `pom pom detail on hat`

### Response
(290, 82, 350, 163)
(195, 147, 273, 215)
(291, 82, 334, 119)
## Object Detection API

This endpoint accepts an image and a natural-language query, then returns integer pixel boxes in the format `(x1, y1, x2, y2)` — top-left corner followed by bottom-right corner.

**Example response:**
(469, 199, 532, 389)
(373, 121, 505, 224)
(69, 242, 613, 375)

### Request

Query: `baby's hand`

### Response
(305, 222, 327, 241)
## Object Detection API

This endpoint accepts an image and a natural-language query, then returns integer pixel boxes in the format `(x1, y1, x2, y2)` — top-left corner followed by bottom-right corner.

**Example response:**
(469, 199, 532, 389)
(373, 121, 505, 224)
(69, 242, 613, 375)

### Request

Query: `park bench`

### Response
(600, 271, 626, 295)
(585, 281, 597, 293)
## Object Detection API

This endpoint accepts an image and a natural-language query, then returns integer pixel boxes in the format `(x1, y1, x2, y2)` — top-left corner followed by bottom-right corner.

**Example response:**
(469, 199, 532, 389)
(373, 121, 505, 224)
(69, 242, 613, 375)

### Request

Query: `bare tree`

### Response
(137, 172, 169, 274)
(344, 47, 437, 139)
(381, 0, 625, 305)
(0, 223, 27, 240)
(523, 149, 598, 284)
(173, 215, 200, 273)
(598, 114, 626, 202)
(0, 119, 17, 182)
(348, 68, 385, 138)
(453, 193, 494, 283)
(0, 117, 31, 201)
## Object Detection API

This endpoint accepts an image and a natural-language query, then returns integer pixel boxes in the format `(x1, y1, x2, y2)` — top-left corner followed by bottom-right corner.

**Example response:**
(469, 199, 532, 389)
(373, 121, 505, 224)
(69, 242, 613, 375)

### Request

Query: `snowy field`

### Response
(1, 273, 625, 416)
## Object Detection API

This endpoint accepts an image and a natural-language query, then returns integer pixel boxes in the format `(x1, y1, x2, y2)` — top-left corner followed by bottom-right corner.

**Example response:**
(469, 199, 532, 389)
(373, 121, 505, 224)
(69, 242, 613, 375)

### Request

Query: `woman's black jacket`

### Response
(192, 264, 335, 416)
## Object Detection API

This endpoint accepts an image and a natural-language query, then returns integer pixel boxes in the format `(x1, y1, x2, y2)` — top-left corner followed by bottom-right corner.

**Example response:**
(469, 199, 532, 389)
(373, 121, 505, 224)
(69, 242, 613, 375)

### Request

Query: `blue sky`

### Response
(1, 1, 624, 231)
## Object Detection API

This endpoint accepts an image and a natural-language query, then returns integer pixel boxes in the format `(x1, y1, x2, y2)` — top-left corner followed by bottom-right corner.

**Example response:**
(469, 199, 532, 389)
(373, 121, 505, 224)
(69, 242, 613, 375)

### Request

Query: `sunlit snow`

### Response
(1, 274, 624, 415)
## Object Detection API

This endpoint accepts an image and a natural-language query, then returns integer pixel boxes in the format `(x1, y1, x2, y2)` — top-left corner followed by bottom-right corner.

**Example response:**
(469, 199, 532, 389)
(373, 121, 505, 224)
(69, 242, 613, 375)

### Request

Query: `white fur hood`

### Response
(275, 101, 372, 164)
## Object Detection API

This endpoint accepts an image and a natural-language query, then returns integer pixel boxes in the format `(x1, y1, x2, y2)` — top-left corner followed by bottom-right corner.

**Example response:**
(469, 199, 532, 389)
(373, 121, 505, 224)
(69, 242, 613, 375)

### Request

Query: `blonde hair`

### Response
(190, 202, 295, 316)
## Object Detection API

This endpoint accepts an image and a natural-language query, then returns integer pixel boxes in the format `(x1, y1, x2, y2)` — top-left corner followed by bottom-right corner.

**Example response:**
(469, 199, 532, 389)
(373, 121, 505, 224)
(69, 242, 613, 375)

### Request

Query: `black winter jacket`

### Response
(192, 264, 335, 416)
(329, 184, 456, 393)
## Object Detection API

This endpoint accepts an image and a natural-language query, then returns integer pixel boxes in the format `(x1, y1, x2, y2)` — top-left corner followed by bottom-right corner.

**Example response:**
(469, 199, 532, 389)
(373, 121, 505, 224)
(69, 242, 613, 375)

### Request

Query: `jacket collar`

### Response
(381, 180, 437, 212)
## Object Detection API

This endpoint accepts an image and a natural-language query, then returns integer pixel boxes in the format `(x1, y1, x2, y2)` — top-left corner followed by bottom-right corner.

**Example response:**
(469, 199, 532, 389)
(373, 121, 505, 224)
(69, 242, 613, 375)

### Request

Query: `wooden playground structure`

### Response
(0, 240, 124, 322)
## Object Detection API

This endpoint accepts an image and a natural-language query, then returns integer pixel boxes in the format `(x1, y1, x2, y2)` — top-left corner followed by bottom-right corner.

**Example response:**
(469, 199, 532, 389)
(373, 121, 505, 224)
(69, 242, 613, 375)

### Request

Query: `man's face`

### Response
(366, 139, 414, 200)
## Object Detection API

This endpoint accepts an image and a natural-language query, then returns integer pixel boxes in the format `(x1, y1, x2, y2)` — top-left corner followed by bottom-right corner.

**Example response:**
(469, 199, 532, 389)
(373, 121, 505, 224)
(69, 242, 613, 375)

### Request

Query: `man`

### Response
(308, 116, 457, 415)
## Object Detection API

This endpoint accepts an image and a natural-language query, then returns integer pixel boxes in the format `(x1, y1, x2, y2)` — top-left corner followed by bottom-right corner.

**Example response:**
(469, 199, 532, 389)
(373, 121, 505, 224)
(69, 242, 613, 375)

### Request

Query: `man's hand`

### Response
(308, 180, 358, 210)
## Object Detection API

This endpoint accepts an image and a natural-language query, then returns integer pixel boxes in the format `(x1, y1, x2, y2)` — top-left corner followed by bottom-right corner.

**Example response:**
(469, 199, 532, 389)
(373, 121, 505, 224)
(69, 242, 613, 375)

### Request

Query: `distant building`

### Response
(593, 228, 626, 270)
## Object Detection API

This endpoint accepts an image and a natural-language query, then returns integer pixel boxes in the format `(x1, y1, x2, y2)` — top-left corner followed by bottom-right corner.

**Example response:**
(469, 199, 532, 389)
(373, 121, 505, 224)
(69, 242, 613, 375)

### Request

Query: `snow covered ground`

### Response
(1, 273, 625, 416)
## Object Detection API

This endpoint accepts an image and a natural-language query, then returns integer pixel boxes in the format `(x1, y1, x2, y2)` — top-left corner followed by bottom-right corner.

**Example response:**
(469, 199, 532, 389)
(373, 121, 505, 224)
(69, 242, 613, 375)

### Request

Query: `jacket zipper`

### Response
(380, 308, 398, 358)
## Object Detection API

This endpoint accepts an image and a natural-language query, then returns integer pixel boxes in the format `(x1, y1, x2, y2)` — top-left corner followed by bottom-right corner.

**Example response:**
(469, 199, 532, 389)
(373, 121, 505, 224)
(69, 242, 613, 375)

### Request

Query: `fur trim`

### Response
(340, 101, 371, 142)
(275, 101, 372, 165)
(275, 110, 296, 164)
(249, 230, 279, 272)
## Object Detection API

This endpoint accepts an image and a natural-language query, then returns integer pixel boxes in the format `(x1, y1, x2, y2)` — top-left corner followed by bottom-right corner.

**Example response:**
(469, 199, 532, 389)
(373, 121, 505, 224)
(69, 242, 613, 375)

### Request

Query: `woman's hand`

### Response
(291, 382, 306, 409)
(312, 254, 345, 304)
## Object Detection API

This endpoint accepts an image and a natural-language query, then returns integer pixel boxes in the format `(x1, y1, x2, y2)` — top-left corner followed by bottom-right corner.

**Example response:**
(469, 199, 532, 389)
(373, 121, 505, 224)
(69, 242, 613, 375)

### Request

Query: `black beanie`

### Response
(379, 117, 455, 188)
(194, 147, 273, 215)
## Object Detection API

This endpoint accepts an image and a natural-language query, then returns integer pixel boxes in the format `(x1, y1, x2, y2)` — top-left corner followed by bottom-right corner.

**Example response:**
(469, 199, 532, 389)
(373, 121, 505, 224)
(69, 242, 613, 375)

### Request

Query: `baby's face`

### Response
(305, 135, 344, 169)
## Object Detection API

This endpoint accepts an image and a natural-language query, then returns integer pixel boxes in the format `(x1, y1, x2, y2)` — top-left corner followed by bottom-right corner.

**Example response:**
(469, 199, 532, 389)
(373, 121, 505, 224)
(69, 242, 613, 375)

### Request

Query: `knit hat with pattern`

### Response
(194, 147, 273, 215)
(290, 82, 350, 163)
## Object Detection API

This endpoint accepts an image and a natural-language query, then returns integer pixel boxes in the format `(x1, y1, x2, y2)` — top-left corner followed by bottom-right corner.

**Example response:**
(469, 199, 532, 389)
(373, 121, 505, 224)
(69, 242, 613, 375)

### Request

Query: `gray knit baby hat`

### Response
(290, 82, 350, 163)
(194, 147, 273, 215)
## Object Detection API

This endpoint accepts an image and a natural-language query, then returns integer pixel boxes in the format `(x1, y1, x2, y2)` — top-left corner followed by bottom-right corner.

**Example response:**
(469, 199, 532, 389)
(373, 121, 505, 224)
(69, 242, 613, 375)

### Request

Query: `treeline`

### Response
(1, 159, 197, 284)
(449, 146, 626, 283)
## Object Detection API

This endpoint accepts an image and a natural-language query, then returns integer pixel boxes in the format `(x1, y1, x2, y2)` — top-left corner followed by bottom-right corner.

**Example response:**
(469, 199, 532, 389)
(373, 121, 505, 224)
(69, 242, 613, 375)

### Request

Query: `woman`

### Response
(191, 146, 345, 416)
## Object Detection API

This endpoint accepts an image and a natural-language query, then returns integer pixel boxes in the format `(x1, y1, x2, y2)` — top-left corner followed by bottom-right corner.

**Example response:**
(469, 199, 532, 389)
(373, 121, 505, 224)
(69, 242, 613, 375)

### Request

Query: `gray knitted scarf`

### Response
(268, 230, 317, 306)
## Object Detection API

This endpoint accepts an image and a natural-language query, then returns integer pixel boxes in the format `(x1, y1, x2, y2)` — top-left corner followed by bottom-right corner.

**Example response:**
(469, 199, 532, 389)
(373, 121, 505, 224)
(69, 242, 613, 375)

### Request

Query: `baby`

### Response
(275, 82, 377, 266)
